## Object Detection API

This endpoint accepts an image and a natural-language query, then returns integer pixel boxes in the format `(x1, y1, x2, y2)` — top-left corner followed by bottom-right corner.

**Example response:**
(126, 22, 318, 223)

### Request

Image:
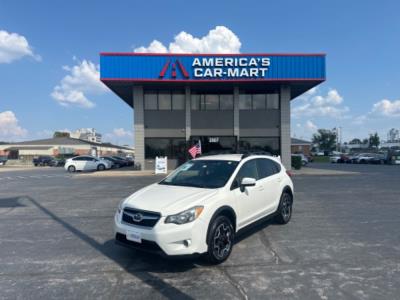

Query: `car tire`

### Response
(97, 164, 105, 171)
(205, 215, 235, 264)
(68, 165, 76, 173)
(275, 191, 293, 225)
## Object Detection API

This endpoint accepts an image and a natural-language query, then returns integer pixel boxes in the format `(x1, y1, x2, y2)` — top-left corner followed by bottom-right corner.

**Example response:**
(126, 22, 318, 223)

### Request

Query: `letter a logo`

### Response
(159, 59, 189, 79)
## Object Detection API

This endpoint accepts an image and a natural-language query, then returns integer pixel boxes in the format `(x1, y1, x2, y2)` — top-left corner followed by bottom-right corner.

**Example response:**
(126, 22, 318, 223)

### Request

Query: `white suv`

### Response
(114, 154, 294, 263)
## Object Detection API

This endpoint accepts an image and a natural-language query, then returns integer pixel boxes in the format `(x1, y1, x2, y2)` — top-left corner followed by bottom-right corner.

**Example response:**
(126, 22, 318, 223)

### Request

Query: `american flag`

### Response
(188, 140, 202, 159)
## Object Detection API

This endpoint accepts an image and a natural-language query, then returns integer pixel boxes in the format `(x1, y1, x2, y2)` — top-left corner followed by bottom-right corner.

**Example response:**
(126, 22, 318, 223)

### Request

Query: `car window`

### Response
(232, 160, 259, 189)
(256, 158, 281, 179)
(160, 160, 239, 189)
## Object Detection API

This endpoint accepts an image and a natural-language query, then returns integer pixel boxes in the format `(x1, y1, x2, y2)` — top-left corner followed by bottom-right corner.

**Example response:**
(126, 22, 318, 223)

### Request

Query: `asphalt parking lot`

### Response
(0, 164, 399, 299)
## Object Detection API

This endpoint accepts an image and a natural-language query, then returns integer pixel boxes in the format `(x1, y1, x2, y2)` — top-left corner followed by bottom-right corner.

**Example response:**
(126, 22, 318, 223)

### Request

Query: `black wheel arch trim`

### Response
(206, 205, 237, 245)
(282, 186, 294, 203)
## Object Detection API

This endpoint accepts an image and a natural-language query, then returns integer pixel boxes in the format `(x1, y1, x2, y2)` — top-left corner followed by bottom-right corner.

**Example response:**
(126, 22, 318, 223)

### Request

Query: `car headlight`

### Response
(165, 206, 204, 225)
(117, 199, 125, 214)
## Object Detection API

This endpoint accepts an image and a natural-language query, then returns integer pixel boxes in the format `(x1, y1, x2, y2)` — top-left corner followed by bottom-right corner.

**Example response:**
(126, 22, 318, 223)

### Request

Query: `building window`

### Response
(239, 93, 280, 110)
(172, 92, 185, 110)
(191, 93, 234, 111)
(239, 137, 280, 156)
(191, 94, 201, 110)
(144, 90, 184, 110)
(239, 94, 252, 110)
(220, 94, 233, 110)
(205, 94, 219, 110)
(158, 91, 172, 110)
(252, 94, 266, 110)
(144, 91, 157, 110)
(267, 94, 279, 109)
(145, 138, 186, 159)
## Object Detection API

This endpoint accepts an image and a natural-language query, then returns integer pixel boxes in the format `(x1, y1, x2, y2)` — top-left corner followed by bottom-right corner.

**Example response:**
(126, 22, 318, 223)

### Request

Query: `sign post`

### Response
(155, 156, 168, 174)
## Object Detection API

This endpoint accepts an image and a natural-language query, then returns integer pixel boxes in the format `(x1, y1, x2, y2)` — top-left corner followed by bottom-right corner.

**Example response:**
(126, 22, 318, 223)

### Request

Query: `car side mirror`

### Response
(240, 177, 256, 190)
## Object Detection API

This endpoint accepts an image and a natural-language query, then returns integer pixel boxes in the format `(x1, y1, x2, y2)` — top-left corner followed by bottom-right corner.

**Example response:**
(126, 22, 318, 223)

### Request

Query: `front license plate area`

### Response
(126, 230, 142, 243)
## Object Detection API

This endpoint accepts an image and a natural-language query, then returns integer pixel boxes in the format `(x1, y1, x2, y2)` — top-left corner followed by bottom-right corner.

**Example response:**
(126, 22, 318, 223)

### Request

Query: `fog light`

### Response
(183, 239, 191, 247)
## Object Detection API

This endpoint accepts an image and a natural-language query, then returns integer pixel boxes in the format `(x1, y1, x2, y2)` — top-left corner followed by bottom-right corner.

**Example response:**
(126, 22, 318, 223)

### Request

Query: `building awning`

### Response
(4, 146, 53, 151)
(100, 53, 326, 107)
(291, 138, 312, 145)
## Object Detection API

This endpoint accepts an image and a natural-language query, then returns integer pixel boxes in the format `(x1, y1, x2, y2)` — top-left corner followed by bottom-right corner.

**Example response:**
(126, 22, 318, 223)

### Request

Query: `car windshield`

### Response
(159, 160, 239, 189)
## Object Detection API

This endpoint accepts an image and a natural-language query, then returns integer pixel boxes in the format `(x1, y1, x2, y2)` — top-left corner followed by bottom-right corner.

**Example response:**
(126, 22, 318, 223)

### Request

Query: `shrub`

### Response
(291, 156, 302, 170)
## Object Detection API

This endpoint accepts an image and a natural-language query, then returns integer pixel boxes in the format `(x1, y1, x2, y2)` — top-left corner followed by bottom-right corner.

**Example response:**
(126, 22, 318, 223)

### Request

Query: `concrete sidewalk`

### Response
(291, 167, 359, 176)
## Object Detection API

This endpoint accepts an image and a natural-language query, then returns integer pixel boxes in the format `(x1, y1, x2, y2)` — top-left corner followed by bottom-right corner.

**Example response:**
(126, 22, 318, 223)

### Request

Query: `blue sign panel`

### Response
(100, 53, 325, 82)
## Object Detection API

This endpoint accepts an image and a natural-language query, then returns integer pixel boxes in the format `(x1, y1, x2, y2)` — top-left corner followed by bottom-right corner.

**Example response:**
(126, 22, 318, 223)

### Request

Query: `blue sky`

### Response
(0, 0, 399, 145)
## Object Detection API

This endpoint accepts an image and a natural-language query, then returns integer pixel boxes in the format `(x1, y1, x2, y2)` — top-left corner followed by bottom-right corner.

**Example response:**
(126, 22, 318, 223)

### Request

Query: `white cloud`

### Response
(0, 29, 40, 63)
(292, 89, 349, 118)
(104, 128, 133, 146)
(134, 26, 241, 53)
(134, 40, 168, 53)
(372, 99, 400, 117)
(292, 120, 318, 140)
(351, 115, 368, 125)
(107, 128, 133, 138)
(0, 111, 27, 140)
(51, 59, 108, 108)
(306, 120, 318, 131)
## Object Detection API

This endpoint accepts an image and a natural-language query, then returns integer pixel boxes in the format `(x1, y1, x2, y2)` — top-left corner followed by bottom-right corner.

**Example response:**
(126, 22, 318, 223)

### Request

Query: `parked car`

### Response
(100, 156, 122, 168)
(0, 156, 7, 166)
(369, 153, 387, 164)
(64, 156, 112, 172)
(292, 153, 308, 166)
(32, 156, 53, 166)
(354, 153, 375, 164)
(114, 154, 294, 263)
(329, 155, 341, 163)
(49, 158, 66, 167)
(111, 156, 131, 167)
(330, 154, 350, 163)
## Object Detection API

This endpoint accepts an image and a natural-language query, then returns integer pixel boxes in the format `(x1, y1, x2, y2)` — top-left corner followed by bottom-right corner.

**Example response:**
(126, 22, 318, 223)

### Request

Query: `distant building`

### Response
(291, 138, 312, 156)
(387, 128, 399, 142)
(0, 137, 134, 161)
(70, 128, 102, 144)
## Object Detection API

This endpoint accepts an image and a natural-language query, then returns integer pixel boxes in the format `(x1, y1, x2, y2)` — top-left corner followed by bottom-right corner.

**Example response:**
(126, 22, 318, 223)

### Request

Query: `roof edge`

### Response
(100, 52, 326, 57)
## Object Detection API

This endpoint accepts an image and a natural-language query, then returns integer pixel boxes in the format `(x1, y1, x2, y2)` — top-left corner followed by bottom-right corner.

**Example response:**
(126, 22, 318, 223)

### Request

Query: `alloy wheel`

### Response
(281, 193, 292, 221)
(212, 222, 233, 260)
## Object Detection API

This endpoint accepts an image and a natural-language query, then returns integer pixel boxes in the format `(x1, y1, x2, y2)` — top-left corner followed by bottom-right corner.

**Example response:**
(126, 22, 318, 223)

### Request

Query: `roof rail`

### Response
(241, 151, 272, 160)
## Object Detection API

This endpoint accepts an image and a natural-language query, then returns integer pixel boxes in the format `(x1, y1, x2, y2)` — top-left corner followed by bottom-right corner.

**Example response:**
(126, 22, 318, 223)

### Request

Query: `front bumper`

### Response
(114, 211, 209, 256)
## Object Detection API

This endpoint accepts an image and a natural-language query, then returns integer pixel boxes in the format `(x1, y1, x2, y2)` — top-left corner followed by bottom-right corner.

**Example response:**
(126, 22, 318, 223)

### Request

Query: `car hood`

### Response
(123, 183, 218, 216)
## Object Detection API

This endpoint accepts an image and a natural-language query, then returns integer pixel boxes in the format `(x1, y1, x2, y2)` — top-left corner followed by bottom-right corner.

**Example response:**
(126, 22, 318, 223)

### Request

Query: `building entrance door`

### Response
(190, 136, 237, 155)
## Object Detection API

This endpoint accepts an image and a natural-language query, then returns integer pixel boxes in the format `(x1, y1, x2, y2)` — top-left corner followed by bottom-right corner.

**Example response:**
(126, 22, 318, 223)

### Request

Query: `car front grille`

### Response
(122, 207, 161, 228)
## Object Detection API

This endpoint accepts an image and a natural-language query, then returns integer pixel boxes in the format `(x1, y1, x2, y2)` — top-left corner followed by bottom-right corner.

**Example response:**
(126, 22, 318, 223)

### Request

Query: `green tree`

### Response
(362, 138, 369, 145)
(312, 129, 337, 152)
(369, 132, 380, 148)
(53, 131, 70, 138)
(349, 138, 362, 144)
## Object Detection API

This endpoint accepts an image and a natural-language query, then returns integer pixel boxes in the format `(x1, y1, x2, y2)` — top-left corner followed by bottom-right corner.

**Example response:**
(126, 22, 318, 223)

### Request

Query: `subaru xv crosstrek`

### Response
(114, 154, 294, 264)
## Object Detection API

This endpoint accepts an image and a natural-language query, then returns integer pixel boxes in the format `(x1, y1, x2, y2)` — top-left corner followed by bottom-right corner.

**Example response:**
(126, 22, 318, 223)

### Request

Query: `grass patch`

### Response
(312, 156, 330, 163)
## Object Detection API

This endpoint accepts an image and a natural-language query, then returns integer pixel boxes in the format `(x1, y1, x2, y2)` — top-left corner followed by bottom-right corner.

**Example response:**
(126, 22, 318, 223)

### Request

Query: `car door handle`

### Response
(257, 185, 264, 191)
(277, 178, 282, 183)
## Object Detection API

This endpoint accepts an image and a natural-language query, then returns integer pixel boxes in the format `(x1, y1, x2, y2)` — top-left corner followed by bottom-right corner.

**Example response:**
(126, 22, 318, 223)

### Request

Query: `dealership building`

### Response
(100, 53, 325, 170)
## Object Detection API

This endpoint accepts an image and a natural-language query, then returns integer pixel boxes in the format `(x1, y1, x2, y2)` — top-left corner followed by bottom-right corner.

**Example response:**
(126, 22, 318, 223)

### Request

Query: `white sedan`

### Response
(64, 156, 112, 172)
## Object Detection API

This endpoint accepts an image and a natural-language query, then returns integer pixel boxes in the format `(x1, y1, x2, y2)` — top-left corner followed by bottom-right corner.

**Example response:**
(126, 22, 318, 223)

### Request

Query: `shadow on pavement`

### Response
(25, 196, 195, 299)
(0, 196, 27, 208)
